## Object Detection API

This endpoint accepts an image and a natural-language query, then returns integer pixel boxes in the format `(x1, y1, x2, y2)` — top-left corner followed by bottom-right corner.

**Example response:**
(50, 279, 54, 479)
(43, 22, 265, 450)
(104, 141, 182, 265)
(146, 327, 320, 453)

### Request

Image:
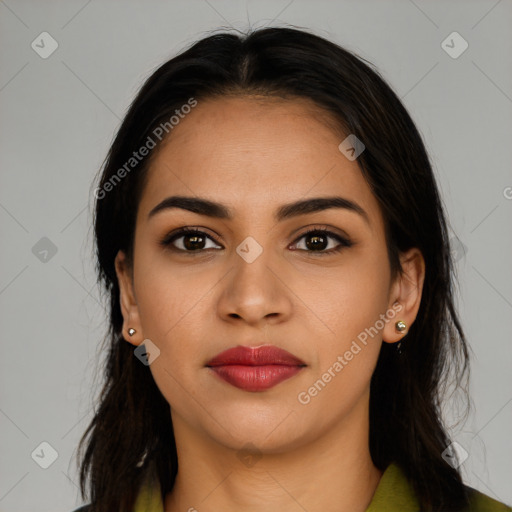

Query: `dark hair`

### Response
(78, 26, 470, 512)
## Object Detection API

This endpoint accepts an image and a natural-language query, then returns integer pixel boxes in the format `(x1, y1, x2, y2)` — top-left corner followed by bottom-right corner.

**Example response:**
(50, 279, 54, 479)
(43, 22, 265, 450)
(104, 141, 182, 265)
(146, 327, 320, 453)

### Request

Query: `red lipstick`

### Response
(206, 345, 306, 392)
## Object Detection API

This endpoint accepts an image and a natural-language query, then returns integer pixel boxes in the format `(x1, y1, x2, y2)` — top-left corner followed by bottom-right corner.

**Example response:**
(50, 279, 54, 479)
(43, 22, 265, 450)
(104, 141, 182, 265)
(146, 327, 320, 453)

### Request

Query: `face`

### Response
(115, 95, 424, 454)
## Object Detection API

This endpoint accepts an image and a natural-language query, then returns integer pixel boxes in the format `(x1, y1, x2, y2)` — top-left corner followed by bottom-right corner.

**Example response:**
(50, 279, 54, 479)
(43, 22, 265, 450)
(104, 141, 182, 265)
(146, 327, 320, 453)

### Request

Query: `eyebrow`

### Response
(148, 195, 370, 225)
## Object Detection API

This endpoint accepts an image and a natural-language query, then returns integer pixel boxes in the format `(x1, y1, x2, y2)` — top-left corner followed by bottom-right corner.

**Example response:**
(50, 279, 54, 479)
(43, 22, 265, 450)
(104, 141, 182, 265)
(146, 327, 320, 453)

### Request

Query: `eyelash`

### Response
(159, 226, 353, 256)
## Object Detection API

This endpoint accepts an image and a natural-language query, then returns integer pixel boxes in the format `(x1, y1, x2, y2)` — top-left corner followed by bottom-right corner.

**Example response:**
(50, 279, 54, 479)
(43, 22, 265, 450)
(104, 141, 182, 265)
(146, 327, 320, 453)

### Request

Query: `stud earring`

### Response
(395, 321, 407, 333)
(395, 321, 407, 355)
(128, 328, 136, 336)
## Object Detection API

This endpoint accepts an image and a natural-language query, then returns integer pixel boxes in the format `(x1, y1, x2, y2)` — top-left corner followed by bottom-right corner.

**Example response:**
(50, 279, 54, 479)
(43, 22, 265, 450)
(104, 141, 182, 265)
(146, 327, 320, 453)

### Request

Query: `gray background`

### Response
(1, 1, 511, 510)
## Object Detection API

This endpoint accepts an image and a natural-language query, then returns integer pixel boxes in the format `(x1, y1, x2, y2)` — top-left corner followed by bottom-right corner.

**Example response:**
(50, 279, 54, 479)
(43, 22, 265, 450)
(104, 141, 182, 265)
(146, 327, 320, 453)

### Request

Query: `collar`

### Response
(365, 462, 419, 511)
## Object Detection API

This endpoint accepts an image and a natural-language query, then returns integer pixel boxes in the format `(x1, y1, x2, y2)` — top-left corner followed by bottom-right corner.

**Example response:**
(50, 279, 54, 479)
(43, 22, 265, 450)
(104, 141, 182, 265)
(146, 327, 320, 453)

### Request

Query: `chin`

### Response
(206, 409, 310, 454)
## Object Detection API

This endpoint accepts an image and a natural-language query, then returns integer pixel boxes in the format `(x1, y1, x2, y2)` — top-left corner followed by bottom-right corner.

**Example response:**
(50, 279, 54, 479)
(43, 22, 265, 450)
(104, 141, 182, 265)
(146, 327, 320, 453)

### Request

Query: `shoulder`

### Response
(465, 485, 512, 511)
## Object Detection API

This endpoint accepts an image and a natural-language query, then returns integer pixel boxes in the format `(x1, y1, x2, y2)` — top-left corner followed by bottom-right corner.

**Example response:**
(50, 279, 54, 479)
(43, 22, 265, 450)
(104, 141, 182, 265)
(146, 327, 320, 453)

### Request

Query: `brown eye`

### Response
(160, 228, 222, 253)
(291, 228, 353, 255)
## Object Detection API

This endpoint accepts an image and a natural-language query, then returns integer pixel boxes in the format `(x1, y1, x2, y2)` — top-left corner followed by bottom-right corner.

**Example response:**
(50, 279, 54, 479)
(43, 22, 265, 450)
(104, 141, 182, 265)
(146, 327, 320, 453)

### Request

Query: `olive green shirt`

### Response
(133, 462, 512, 511)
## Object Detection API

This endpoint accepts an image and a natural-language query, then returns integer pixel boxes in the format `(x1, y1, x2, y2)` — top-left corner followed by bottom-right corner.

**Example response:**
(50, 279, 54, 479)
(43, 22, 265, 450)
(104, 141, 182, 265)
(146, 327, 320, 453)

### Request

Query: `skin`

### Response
(115, 95, 425, 512)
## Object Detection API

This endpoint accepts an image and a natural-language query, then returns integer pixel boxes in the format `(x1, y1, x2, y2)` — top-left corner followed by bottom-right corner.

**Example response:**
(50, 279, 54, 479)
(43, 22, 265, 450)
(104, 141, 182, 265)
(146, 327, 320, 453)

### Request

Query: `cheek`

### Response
(134, 244, 195, 325)
(295, 263, 388, 414)
(298, 252, 390, 342)
(133, 256, 213, 366)
(133, 264, 209, 410)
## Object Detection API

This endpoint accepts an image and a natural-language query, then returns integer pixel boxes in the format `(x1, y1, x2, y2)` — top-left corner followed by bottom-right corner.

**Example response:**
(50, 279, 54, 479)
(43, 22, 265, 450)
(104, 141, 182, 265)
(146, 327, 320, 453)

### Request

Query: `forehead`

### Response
(137, 96, 382, 231)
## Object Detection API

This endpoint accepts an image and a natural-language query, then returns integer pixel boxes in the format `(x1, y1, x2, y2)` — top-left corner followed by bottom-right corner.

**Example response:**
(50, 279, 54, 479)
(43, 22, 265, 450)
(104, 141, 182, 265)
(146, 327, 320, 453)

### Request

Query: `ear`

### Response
(383, 247, 425, 344)
(114, 250, 143, 347)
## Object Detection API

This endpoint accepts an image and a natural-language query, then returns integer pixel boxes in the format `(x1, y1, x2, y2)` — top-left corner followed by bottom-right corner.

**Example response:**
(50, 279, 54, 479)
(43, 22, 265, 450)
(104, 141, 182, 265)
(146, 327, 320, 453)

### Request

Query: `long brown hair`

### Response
(78, 26, 470, 511)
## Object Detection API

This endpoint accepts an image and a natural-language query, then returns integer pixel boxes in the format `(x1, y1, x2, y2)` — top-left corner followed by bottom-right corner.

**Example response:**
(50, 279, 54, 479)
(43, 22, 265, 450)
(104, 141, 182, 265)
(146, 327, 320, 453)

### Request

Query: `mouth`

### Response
(205, 345, 306, 392)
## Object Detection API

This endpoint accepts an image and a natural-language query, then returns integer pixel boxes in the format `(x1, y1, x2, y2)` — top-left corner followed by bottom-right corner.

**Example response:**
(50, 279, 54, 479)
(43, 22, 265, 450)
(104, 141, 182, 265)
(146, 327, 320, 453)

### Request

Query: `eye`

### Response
(160, 226, 353, 256)
(160, 227, 222, 253)
(290, 227, 353, 256)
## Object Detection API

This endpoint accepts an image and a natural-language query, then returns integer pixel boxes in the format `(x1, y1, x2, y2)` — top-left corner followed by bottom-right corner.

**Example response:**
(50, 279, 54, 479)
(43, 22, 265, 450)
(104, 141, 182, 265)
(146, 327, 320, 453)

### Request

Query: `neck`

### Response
(164, 397, 383, 512)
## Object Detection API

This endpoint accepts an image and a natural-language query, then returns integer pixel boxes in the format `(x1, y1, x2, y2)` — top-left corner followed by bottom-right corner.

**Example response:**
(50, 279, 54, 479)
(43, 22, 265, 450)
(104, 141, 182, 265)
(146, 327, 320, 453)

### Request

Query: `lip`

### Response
(206, 345, 306, 392)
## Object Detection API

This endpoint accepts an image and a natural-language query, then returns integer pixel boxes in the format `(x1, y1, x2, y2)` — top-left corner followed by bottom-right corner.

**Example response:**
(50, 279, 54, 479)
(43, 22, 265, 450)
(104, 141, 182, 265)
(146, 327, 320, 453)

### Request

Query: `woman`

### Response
(74, 26, 511, 512)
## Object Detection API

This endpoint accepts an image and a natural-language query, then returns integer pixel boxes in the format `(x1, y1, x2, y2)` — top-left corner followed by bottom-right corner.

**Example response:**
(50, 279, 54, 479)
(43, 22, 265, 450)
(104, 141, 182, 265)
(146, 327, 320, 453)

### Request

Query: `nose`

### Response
(216, 245, 293, 328)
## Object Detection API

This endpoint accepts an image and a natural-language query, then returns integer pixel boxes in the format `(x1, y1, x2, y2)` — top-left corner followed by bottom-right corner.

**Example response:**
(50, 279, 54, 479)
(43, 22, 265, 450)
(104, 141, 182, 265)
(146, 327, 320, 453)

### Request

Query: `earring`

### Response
(395, 321, 406, 355)
(128, 328, 136, 336)
(395, 321, 407, 333)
